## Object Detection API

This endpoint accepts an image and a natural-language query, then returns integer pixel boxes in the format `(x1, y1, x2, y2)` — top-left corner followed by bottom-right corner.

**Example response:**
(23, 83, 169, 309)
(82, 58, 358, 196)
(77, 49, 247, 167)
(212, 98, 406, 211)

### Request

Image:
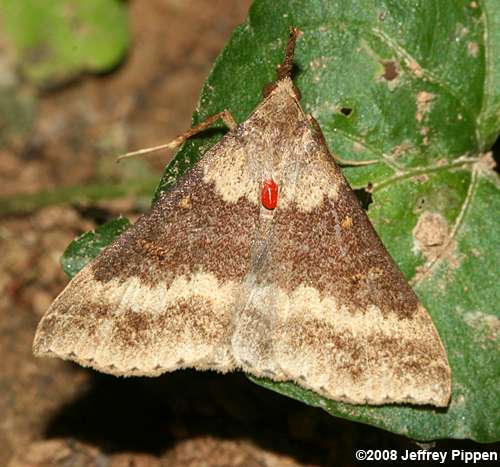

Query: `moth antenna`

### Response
(263, 27, 303, 98)
(277, 27, 302, 81)
(116, 110, 238, 162)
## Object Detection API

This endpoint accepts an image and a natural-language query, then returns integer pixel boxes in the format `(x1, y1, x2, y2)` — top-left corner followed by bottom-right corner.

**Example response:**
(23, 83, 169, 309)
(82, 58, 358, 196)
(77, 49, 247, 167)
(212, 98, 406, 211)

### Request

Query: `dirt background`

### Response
(1, 1, 498, 466)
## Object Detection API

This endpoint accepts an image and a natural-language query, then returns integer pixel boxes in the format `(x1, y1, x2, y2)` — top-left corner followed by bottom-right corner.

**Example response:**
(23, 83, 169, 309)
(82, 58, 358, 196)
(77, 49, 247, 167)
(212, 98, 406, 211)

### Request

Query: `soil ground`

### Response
(0, 1, 498, 466)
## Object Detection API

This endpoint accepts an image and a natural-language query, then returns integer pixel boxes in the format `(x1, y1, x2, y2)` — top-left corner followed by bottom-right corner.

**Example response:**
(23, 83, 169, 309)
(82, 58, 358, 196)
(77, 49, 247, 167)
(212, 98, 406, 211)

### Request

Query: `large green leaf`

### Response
(154, 0, 500, 442)
(61, 217, 131, 279)
(60, 0, 500, 442)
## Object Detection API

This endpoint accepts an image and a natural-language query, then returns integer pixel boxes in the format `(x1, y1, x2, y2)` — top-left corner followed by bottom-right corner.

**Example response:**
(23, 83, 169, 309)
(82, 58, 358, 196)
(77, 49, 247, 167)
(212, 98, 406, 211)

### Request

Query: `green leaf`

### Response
(61, 217, 130, 279)
(0, 0, 129, 88)
(59, 0, 500, 441)
(478, 0, 500, 147)
(156, 0, 500, 442)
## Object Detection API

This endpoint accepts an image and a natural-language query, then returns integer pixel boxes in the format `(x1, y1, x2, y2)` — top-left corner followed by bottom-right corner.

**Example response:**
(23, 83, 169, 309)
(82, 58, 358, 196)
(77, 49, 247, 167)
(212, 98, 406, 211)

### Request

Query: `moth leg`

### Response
(117, 109, 237, 161)
(307, 114, 379, 167)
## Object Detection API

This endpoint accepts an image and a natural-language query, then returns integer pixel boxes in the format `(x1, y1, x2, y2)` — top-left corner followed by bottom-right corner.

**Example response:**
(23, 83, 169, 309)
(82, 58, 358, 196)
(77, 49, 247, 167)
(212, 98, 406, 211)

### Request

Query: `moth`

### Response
(33, 28, 451, 407)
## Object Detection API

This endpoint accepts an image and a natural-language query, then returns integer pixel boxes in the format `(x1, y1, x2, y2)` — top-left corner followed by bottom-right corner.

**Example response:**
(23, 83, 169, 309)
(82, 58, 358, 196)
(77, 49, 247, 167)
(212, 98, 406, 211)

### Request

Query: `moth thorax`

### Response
(261, 179, 279, 210)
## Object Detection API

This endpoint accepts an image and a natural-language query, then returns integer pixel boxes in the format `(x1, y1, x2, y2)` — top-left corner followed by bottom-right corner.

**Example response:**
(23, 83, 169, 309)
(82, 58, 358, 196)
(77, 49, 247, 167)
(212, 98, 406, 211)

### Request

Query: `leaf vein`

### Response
(332, 127, 402, 171)
(371, 156, 480, 191)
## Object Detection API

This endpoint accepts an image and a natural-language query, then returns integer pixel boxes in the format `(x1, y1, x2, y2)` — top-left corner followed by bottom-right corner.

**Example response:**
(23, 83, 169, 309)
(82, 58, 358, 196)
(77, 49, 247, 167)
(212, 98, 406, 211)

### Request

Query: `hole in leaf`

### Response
(340, 107, 353, 117)
(416, 197, 427, 211)
(381, 61, 399, 81)
(492, 134, 500, 175)
(354, 187, 373, 210)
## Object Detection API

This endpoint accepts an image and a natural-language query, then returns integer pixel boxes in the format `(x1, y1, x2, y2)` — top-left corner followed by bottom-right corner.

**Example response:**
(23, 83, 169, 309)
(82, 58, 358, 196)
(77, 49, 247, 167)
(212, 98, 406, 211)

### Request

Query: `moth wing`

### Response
(33, 132, 261, 376)
(267, 175, 452, 406)
(231, 79, 451, 406)
(34, 74, 451, 407)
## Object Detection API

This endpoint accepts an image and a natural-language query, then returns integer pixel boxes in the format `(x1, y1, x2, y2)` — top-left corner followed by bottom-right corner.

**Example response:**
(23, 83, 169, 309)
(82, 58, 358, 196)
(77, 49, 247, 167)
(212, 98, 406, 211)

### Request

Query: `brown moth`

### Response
(33, 28, 451, 407)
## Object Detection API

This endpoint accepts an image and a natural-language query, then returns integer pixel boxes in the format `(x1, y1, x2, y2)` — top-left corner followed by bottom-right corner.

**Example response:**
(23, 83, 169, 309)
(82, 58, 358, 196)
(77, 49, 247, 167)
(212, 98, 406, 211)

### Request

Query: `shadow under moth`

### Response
(33, 28, 451, 407)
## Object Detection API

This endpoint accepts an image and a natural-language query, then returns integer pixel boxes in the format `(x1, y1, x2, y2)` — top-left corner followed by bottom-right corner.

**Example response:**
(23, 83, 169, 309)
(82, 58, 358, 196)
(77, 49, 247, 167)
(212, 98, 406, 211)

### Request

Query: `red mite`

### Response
(261, 179, 279, 210)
